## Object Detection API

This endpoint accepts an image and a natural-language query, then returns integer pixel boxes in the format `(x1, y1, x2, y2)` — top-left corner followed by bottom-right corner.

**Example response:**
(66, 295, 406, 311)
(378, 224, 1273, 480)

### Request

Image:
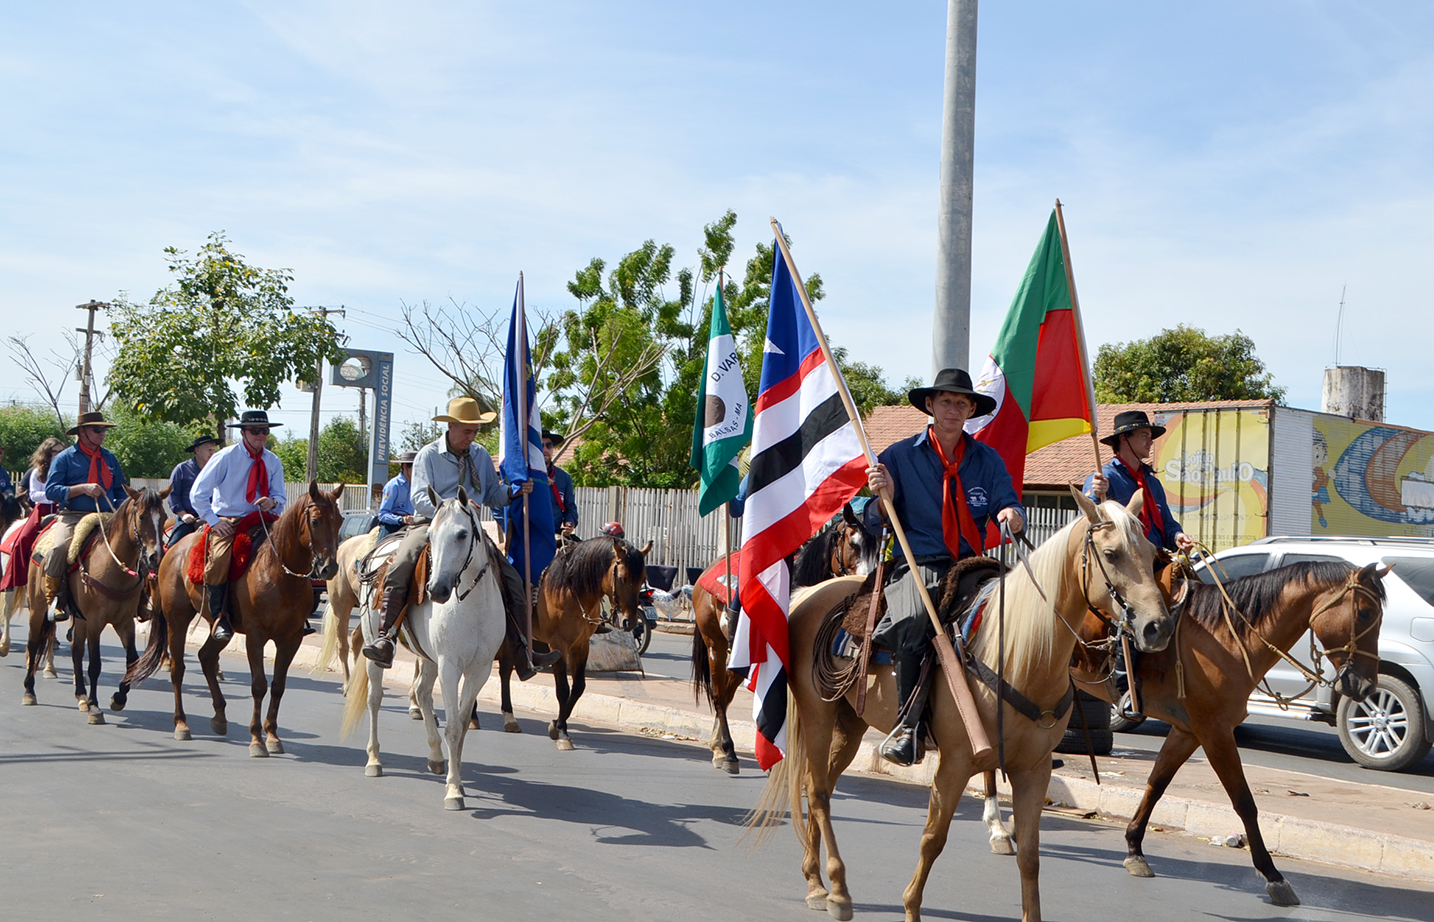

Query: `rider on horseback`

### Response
(166, 433, 219, 549)
(189, 411, 287, 643)
(360, 397, 561, 681)
(1084, 409, 1194, 554)
(376, 450, 418, 536)
(41, 411, 129, 623)
(864, 369, 1025, 767)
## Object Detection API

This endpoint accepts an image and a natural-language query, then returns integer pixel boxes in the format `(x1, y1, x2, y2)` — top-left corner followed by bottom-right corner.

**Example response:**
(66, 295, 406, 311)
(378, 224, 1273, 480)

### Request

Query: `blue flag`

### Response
(499, 274, 557, 580)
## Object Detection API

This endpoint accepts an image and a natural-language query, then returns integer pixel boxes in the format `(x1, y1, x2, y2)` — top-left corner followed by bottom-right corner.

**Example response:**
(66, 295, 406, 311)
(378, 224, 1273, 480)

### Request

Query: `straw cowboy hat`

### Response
(433, 396, 497, 425)
(907, 368, 997, 418)
(1100, 409, 1167, 448)
(65, 411, 119, 436)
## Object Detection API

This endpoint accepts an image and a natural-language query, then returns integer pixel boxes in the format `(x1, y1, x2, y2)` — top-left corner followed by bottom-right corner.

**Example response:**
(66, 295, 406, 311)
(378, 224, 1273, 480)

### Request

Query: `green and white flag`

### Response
(690, 283, 752, 516)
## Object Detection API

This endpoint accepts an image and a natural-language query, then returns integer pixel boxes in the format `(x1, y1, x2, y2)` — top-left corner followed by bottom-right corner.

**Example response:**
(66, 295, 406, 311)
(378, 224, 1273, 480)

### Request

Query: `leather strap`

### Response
(966, 653, 1075, 727)
(854, 552, 887, 716)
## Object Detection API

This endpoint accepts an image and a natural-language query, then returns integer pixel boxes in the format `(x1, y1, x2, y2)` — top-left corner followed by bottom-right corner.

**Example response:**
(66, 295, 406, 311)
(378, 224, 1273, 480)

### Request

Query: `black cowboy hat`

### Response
(184, 434, 219, 453)
(1100, 409, 1167, 447)
(541, 430, 563, 445)
(226, 410, 284, 430)
(907, 368, 997, 418)
(65, 410, 118, 436)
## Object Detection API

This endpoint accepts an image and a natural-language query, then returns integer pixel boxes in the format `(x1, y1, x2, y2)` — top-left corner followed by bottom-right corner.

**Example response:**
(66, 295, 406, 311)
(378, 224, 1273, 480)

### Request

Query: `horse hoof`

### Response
(409, 707, 423, 721)
(1266, 880, 1299, 906)
(78, 699, 89, 712)
(266, 739, 284, 755)
(444, 797, 465, 811)
(249, 742, 269, 758)
(1123, 856, 1155, 878)
(989, 836, 1015, 856)
(468, 718, 480, 730)
(503, 714, 521, 733)
(718, 758, 739, 775)
(22, 694, 36, 706)
(88, 711, 105, 725)
(211, 718, 228, 736)
(44, 666, 57, 678)
(805, 890, 829, 911)
(428, 759, 446, 775)
(555, 738, 574, 752)
(365, 764, 383, 778)
(825, 896, 852, 921)
(547, 720, 560, 741)
(175, 728, 192, 741)
(109, 695, 126, 712)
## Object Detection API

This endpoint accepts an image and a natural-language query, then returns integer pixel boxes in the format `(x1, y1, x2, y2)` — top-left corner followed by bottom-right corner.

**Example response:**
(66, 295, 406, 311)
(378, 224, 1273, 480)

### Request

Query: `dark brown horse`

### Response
(496, 535, 646, 750)
(126, 483, 342, 755)
(692, 502, 881, 773)
(22, 486, 169, 722)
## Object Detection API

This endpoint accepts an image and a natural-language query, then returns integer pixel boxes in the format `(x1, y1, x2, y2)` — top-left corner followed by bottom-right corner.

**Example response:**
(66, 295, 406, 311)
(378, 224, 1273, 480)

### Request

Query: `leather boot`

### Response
(361, 588, 407, 668)
(881, 652, 932, 767)
(506, 610, 560, 681)
(44, 575, 68, 623)
(208, 584, 233, 643)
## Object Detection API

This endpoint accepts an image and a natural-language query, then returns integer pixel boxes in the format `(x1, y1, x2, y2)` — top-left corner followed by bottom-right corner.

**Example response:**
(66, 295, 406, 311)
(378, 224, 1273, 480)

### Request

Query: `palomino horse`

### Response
(752, 489, 1174, 922)
(338, 488, 508, 810)
(1054, 557, 1385, 906)
(497, 535, 646, 750)
(21, 486, 169, 721)
(692, 502, 882, 773)
(126, 482, 342, 755)
(315, 528, 374, 684)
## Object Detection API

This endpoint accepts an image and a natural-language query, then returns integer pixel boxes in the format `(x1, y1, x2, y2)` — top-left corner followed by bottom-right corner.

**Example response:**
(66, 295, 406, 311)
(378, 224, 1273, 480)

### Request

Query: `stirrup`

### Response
(361, 634, 395, 668)
(879, 725, 924, 767)
(212, 618, 234, 644)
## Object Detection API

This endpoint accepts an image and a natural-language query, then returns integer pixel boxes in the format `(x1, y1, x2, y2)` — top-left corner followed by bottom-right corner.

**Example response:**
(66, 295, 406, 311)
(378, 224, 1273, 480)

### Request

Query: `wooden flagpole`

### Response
(769, 217, 993, 761)
(716, 267, 735, 604)
(1053, 200, 1103, 474)
(517, 271, 534, 643)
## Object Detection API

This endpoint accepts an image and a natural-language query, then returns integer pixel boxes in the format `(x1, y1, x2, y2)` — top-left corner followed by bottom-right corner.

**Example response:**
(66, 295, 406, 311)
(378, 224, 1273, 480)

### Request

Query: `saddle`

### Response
(362, 538, 431, 614)
(840, 555, 1005, 644)
(696, 553, 739, 607)
(184, 510, 279, 585)
(29, 512, 108, 573)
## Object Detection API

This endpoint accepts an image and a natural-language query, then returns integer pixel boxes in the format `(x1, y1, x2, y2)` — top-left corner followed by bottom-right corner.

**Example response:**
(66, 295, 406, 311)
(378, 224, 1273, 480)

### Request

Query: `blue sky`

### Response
(3, 2, 1431, 438)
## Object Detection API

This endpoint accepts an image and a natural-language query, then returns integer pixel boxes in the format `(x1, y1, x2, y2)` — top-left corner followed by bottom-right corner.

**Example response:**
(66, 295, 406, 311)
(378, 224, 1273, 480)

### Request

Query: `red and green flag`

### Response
(965, 208, 1096, 488)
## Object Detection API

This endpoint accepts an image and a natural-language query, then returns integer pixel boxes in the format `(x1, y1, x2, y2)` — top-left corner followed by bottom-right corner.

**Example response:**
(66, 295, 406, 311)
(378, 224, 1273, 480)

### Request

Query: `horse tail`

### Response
(314, 602, 341, 676)
(125, 604, 169, 686)
(691, 625, 713, 707)
(339, 660, 370, 739)
(744, 695, 807, 848)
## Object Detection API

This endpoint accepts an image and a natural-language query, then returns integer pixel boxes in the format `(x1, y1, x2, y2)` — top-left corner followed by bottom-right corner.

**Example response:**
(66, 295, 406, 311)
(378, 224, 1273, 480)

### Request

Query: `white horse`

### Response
(338, 487, 507, 811)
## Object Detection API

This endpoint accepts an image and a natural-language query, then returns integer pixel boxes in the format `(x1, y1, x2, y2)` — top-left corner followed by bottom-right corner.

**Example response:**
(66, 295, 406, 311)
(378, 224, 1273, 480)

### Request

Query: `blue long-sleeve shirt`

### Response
(168, 458, 201, 518)
(45, 444, 128, 513)
(1083, 459, 1184, 551)
(377, 471, 414, 529)
(0, 466, 12, 497)
(864, 430, 1024, 561)
(548, 464, 578, 528)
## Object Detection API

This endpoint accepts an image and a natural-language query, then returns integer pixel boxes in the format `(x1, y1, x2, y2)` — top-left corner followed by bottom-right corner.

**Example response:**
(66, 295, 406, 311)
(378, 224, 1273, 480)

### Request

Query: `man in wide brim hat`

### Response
(432, 397, 497, 425)
(42, 410, 129, 621)
(540, 429, 578, 539)
(905, 367, 997, 418)
(377, 450, 420, 535)
(63, 410, 119, 436)
(1085, 409, 1192, 553)
(226, 410, 284, 431)
(167, 434, 221, 549)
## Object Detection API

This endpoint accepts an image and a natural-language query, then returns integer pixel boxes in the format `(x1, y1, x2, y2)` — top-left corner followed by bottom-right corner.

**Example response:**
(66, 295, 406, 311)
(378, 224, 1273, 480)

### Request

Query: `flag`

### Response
(729, 243, 868, 769)
(499, 274, 557, 579)
(964, 209, 1096, 489)
(690, 282, 752, 516)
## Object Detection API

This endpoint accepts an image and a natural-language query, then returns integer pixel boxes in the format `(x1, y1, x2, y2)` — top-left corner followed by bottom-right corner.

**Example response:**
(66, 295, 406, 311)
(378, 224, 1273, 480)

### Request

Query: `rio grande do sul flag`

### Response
(964, 208, 1096, 488)
(690, 283, 752, 516)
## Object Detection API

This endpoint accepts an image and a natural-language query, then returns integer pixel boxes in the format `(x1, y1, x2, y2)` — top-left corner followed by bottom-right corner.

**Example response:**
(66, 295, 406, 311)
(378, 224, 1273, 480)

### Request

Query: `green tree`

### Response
(1093, 325, 1286, 404)
(273, 416, 369, 484)
(0, 405, 66, 475)
(102, 404, 195, 478)
(107, 232, 344, 435)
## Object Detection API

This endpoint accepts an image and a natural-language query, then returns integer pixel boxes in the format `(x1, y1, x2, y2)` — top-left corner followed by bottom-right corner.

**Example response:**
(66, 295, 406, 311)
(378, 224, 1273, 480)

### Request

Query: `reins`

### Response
(259, 504, 318, 579)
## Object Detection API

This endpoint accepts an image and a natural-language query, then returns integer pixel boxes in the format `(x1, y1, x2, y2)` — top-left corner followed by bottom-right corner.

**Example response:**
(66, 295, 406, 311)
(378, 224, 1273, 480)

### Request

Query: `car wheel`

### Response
(1337, 675, 1432, 772)
(1110, 689, 1146, 733)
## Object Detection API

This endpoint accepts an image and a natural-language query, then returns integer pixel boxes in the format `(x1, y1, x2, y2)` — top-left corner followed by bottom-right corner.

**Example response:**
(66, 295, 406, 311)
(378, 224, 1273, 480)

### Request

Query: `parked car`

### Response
(1150, 536, 1434, 772)
(338, 510, 378, 543)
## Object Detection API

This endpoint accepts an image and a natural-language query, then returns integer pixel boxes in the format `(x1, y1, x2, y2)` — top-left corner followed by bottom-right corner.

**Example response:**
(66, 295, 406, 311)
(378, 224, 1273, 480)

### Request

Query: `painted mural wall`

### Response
(1313, 417, 1434, 537)
(1148, 407, 1271, 551)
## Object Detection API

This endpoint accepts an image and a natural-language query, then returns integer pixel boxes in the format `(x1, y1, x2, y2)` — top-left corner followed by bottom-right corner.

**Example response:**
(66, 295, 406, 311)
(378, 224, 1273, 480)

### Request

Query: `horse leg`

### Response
(245, 635, 273, 757)
(84, 628, 105, 725)
(1199, 727, 1298, 905)
(361, 658, 386, 777)
(437, 658, 472, 810)
(499, 648, 520, 732)
(169, 622, 193, 741)
(1002, 758, 1055, 922)
(795, 701, 856, 919)
(197, 636, 228, 736)
(982, 769, 1015, 855)
(22, 608, 53, 706)
(709, 642, 739, 774)
(0, 588, 13, 656)
(110, 620, 140, 712)
(71, 621, 88, 708)
(44, 630, 58, 677)
(1124, 726, 1199, 878)
(261, 639, 300, 755)
(417, 658, 445, 777)
(409, 657, 424, 720)
(549, 655, 585, 751)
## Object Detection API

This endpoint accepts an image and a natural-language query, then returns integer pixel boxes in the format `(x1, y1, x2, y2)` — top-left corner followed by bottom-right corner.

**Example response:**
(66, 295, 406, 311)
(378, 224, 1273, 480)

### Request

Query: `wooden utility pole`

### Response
(305, 306, 345, 482)
(75, 300, 108, 416)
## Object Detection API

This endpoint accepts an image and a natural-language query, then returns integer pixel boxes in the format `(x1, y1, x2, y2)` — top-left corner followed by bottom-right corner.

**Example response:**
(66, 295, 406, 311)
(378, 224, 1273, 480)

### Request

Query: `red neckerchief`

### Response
(1118, 456, 1165, 538)
(928, 427, 984, 559)
(77, 438, 113, 490)
(547, 463, 565, 513)
(245, 442, 270, 503)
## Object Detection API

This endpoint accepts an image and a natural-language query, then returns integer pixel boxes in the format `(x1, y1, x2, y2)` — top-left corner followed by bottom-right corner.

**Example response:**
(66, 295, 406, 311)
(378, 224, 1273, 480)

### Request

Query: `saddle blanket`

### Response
(30, 512, 109, 571)
(185, 510, 279, 585)
(696, 554, 739, 606)
(830, 578, 999, 664)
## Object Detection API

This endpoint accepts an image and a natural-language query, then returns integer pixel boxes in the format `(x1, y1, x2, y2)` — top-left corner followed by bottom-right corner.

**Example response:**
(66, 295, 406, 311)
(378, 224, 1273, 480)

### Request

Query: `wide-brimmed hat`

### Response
(66, 411, 118, 436)
(433, 396, 497, 425)
(226, 410, 283, 430)
(1100, 410, 1167, 447)
(185, 434, 219, 453)
(398, 450, 418, 465)
(907, 368, 997, 418)
(541, 430, 564, 445)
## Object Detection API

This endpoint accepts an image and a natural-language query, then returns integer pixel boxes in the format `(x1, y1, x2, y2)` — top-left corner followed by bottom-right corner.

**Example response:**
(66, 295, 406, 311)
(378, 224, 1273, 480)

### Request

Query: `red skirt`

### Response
(0, 504, 48, 592)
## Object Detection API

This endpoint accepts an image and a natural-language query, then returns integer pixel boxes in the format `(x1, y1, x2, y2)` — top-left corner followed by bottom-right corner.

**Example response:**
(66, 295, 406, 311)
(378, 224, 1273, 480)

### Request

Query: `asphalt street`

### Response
(2, 622, 1433, 922)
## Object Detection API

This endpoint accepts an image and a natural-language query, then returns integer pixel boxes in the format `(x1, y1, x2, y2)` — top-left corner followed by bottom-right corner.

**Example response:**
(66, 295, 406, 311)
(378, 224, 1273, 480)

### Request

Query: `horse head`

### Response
(123, 483, 171, 575)
(836, 502, 883, 577)
(1071, 485, 1174, 653)
(427, 487, 479, 604)
(606, 537, 647, 631)
(1313, 562, 1388, 702)
(301, 481, 344, 581)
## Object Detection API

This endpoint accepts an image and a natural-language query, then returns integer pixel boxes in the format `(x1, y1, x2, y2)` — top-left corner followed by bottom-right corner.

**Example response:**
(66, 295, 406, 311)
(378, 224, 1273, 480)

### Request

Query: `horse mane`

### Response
(1185, 559, 1380, 639)
(543, 536, 644, 598)
(791, 523, 840, 588)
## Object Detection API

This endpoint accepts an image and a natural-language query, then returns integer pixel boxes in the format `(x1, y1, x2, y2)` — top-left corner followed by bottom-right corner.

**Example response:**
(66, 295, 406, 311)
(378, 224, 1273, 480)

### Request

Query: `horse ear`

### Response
(125, 484, 139, 499)
(1364, 562, 1391, 581)
(456, 484, 469, 506)
(158, 484, 173, 500)
(1127, 488, 1146, 520)
(427, 486, 440, 509)
(1071, 483, 1103, 524)
(639, 539, 653, 556)
(842, 503, 858, 527)
(329, 483, 344, 502)
(309, 480, 321, 502)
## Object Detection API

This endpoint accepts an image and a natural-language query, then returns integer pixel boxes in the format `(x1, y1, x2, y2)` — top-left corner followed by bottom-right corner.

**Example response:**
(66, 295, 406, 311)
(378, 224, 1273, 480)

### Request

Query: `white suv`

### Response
(1190, 536, 1434, 772)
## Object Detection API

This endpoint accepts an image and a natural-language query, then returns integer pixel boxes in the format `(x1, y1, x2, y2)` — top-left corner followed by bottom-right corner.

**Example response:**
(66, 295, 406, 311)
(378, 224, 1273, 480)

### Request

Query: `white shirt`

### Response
(190, 442, 287, 526)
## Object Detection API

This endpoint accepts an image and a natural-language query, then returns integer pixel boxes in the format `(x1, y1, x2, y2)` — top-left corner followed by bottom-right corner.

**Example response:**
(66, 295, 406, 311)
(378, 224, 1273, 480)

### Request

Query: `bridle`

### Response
(259, 499, 327, 579)
(433, 500, 489, 602)
(80, 493, 159, 602)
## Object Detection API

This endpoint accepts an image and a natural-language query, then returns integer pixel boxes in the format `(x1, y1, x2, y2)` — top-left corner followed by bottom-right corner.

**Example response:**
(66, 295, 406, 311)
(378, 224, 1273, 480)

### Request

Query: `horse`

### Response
(1, 492, 35, 659)
(337, 487, 508, 810)
(750, 488, 1174, 922)
(1049, 557, 1386, 906)
(21, 486, 169, 723)
(692, 501, 882, 774)
(315, 528, 376, 684)
(496, 534, 646, 750)
(125, 482, 342, 755)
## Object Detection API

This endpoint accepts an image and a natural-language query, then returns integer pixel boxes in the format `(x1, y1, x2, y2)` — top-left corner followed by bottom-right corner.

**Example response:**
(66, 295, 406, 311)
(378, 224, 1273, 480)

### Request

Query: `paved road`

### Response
(4, 623, 1431, 922)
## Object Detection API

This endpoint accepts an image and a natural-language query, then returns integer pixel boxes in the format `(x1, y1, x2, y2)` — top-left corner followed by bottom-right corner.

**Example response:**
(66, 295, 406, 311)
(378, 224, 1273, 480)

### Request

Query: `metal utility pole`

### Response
(75, 300, 108, 416)
(305, 306, 345, 482)
(932, 0, 978, 376)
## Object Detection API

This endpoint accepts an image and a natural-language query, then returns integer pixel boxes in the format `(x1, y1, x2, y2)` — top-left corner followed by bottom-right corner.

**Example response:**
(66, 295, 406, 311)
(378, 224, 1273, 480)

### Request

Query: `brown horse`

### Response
(22, 486, 169, 722)
(1054, 557, 1388, 906)
(126, 483, 342, 755)
(496, 535, 646, 750)
(751, 489, 1173, 922)
(692, 501, 882, 774)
